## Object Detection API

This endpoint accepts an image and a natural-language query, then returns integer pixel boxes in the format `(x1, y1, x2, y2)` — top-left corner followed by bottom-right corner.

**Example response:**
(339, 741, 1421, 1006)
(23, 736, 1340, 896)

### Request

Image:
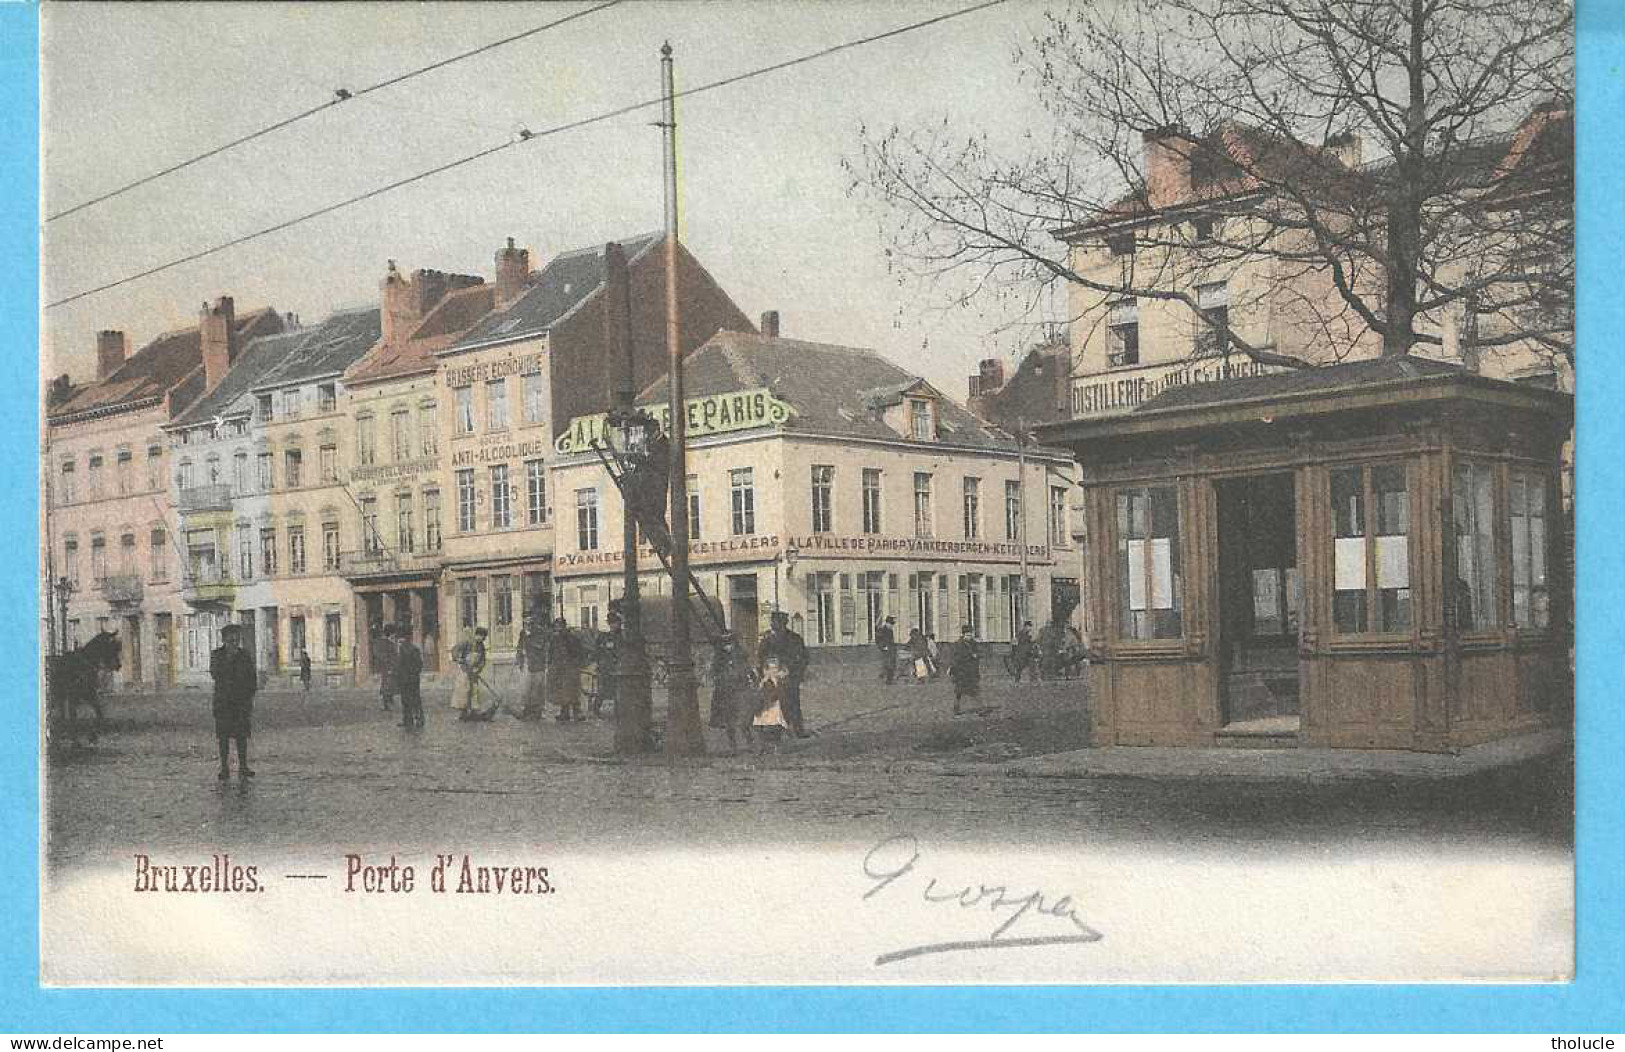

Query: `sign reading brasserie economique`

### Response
(554, 387, 792, 454)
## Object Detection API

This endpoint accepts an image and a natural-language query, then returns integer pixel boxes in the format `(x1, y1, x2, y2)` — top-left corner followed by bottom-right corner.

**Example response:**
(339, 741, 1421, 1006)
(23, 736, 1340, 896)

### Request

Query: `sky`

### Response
(41, 0, 1064, 401)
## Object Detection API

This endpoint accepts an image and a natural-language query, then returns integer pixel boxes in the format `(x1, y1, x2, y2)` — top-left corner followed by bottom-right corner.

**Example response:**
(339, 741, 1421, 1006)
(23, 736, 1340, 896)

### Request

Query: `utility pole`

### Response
(659, 42, 706, 756)
(607, 241, 654, 755)
(1016, 417, 1030, 628)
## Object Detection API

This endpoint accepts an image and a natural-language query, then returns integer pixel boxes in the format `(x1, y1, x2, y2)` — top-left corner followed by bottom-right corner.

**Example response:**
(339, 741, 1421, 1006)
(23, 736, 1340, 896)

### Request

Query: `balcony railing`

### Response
(181, 566, 235, 604)
(98, 574, 144, 604)
(178, 483, 233, 512)
(338, 548, 443, 579)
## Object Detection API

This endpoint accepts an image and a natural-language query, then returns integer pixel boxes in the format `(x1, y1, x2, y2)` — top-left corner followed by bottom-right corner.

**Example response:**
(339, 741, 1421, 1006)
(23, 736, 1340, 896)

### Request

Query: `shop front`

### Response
(1039, 357, 1570, 751)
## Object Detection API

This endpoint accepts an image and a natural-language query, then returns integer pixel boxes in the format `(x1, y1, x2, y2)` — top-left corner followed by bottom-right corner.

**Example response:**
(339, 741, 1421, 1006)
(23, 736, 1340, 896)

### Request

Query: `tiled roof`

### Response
(170, 329, 304, 426)
(447, 233, 663, 352)
(1132, 354, 1464, 415)
(637, 330, 1022, 452)
(254, 306, 381, 389)
(48, 307, 281, 422)
(345, 285, 493, 386)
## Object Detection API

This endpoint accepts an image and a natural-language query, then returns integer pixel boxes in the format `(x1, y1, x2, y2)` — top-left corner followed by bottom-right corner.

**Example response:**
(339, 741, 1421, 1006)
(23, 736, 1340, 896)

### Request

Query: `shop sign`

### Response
(554, 387, 793, 455)
(1071, 357, 1281, 417)
(786, 534, 1051, 564)
(444, 351, 544, 389)
(350, 456, 440, 483)
(450, 437, 552, 468)
(555, 533, 783, 576)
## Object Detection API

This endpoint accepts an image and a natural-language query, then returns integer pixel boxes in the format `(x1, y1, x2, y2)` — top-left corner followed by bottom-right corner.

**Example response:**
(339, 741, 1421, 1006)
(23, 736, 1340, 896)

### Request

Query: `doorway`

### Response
(123, 614, 143, 687)
(154, 613, 174, 688)
(1215, 473, 1301, 732)
(728, 574, 760, 656)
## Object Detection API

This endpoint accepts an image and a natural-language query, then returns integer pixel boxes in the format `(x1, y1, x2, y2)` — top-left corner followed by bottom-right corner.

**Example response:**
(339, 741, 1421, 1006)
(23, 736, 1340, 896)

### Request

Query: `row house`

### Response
(44, 299, 287, 689)
(550, 330, 1079, 662)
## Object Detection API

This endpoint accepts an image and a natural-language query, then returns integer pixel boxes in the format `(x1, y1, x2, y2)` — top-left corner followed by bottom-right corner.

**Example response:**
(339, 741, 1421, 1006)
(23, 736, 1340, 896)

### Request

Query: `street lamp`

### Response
(607, 386, 659, 756)
(54, 575, 75, 655)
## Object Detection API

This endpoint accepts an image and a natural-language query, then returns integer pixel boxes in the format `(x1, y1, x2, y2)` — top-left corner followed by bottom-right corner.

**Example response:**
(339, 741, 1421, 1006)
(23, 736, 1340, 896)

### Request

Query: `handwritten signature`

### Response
(862, 833, 1103, 966)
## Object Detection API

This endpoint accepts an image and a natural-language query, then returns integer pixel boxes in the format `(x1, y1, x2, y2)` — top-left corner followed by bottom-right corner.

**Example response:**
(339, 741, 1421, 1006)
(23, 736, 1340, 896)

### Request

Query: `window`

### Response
(1192, 216, 1216, 243)
(1196, 281, 1230, 358)
(525, 459, 547, 525)
(355, 415, 376, 466)
(1331, 464, 1411, 634)
(576, 488, 600, 550)
(257, 394, 274, 422)
(1106, 230, 1136, 256)
(485, 379, 509, 432)
(118, 532, 136, 576)
(63, 536, 79, 586)
(237, 523, 253, 579)
(206, 456, 221, 486)
(418, 403, 438, 456)
(523, 373, 545, 425)
(178, 460, 194, 491)
(1116, 485, 1182, 640)
(1048, 485, 1069, 546)
(289, 616, 306, 661)
(288, 525, 306, 574)
(392, 410, 412, 461)
(456, 470, 476, 533)
(116, 450, 132, 495)
(490, 465, 511, 529)
(147, 446, 162, 491)
(913, 473, 934, 538)
(959, 573, 985, 639)
(87, 455, 102, 497)
(455, 386, 475, 435)
(962, 477, 981, 539)
(808, 572, 837, 645)
(492, 575, 515, 648)
(58, 461, 74, 504)
(149, 528, 168, 582)
(233, 452, 248, 493)
(257, 452, 272, 491)
(281, 388, 302, 419)
(1510, 469, 1550, 629)
(319, 444, 337, 483)
(686, 476, 700, 541)
(1108, 300, 1139, 366)
(811, 465, 834, 533)
(396, 493, 415, 553)
(730, 469, 755, 536)
(862, 468, 883, 534)
(260, 527, 278, 576)
(317, 383, 336, 413)
(361, 497, 381, 554)
(909, 398, 935, 441)
(424, 488, 443, 551)
(284, 449, 302, 488)
(324, 612, 343, 662)
(323, 521, 341, 572)
(459, 579, 479, 631)
(1452, 461, 1497, 632)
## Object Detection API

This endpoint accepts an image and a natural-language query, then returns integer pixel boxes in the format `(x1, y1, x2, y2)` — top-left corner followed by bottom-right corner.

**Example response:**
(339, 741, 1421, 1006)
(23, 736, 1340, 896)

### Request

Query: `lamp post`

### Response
(608, 403, 657, 755)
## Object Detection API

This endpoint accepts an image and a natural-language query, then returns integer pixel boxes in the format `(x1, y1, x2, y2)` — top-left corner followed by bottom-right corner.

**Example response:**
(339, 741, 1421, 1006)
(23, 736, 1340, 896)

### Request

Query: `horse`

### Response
(48, 630, 122, 745)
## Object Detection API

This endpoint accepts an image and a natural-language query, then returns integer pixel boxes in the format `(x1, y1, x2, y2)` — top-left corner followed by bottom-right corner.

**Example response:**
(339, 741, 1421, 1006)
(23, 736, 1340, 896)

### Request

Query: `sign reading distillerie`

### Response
(1072, 357, 1280, 416)
(555, 387, 793, 454)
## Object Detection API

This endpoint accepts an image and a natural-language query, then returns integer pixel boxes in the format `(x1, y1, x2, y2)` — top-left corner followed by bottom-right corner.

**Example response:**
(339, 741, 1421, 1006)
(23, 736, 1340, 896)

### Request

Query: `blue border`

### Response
(3, 1, 1620, 1032)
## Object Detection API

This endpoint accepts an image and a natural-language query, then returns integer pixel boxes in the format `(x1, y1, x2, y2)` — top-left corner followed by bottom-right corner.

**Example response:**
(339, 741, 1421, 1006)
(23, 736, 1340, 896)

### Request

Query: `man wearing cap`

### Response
(875, 615, 898, 684)
(395, 624, 425, 730)
(514, 612, 550, 720)
(210, 623, 258, 781)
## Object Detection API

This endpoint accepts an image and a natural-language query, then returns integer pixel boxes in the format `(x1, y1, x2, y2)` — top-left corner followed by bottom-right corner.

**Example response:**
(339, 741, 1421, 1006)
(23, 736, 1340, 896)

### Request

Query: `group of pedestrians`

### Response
(706, 610, 810, 754)
(371, 622, 426, 727)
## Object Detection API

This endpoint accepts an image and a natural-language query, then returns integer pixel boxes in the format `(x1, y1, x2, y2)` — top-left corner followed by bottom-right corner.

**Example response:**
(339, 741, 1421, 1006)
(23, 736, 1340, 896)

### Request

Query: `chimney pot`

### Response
(494, 238, 532, 308)
(760, 310, 780, 338)
(95, 329, 128, 380)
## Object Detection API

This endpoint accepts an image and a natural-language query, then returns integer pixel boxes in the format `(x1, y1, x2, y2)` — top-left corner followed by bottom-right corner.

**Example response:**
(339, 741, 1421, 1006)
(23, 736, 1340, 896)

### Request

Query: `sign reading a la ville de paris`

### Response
(555, 387, 793, 454)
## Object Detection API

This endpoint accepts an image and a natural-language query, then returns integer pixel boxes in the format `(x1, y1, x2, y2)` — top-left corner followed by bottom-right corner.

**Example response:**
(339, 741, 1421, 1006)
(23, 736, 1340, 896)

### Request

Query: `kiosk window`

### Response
(1332, 463, 1411, 634)
(1116, 485, 1182, 640)
(1452, 461, 1498, 631)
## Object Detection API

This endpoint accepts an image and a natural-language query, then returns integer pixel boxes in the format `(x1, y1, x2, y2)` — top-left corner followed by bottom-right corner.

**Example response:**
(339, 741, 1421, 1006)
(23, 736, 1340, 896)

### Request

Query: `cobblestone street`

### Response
(45, 668, 1572, 872)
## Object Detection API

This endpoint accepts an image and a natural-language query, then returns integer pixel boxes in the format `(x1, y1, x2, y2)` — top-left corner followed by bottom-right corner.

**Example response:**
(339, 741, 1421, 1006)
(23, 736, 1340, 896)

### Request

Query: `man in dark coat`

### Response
(375, 623, 399, 711)
(514, 612, 550, 720)
(593, 612, 623, 719)
(210, 623, 258, 781)
(949, 625, 981, 716)
(757, 611, 810, 738)
(395, 624, 425, 730)
(875, 616, 897, 684)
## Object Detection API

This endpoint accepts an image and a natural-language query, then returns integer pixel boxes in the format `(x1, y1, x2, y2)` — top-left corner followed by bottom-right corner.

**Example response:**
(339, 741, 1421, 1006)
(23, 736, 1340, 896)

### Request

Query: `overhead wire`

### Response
(45, 0, 1008, 311)
(44, 0, 625, 223)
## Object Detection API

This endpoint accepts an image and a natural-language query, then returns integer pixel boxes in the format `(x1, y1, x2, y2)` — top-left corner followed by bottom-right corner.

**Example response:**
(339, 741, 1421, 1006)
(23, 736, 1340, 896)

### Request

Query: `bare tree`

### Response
(850, 0, 1573, 371)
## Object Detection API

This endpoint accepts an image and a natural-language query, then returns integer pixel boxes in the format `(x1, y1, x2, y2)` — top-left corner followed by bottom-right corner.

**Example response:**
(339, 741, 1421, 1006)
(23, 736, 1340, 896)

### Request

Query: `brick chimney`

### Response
(1142, 125, 1193, 208)
(381, 261, 485, 346)
(200, 296, 235, 391)
(95, 330, 128, 380)
(760, 310, 780, 338)
(978, 357, 1005, 394)
(494, 237, 531, 307)
(1326, 131, 1363, 169)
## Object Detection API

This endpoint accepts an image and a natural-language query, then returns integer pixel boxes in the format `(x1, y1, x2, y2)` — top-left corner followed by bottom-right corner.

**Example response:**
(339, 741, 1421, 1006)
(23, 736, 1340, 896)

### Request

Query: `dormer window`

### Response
(257, 394, 274, 422)
(1106, 231, 1136, 257)
(1192, 216, 1216, 243)
(908, 398, 936, 441)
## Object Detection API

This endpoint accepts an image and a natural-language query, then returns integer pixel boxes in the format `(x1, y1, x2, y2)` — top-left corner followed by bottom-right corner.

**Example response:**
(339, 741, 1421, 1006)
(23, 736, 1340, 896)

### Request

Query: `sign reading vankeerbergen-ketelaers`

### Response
(554, 387, 793, 454)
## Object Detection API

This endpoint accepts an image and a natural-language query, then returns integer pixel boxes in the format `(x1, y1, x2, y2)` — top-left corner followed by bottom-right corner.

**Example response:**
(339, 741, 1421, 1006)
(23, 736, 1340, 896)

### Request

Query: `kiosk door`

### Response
(1216, 473, 1301, 729)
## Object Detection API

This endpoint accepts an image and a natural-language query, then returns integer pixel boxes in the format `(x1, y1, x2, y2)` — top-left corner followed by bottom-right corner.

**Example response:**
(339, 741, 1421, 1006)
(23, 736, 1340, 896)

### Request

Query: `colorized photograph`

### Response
(39, 0, 1574, 985)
